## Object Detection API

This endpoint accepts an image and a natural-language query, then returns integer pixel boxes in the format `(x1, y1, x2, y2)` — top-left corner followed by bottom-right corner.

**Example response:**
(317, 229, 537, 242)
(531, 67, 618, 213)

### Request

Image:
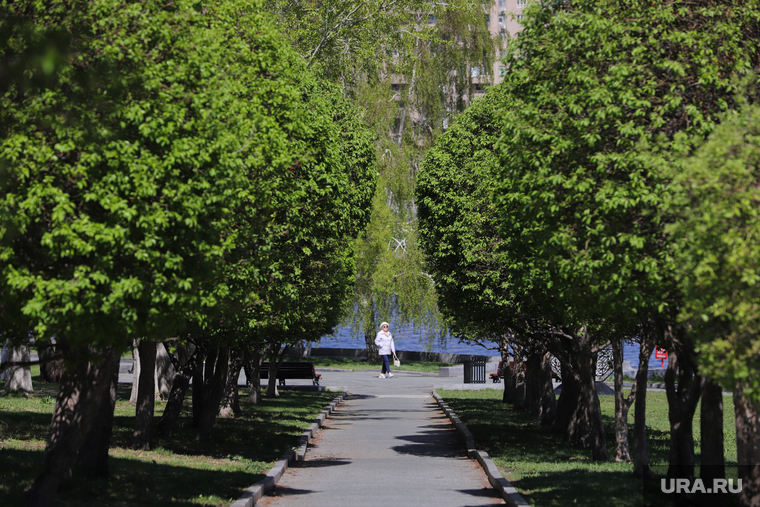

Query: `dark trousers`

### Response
(381, 354, 391, 374)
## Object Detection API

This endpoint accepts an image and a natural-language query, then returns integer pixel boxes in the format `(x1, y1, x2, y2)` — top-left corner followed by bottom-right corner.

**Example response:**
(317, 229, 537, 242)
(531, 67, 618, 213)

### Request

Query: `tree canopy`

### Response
(665, 97, 760, 403)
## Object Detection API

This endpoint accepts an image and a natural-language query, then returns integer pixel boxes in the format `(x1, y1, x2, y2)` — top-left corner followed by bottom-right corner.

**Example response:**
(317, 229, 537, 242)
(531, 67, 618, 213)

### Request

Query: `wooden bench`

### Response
(260, 362, 322, 386)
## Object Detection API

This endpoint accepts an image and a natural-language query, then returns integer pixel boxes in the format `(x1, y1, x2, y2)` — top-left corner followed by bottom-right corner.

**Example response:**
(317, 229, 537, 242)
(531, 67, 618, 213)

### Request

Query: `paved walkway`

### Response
(256, 370, 505, 507)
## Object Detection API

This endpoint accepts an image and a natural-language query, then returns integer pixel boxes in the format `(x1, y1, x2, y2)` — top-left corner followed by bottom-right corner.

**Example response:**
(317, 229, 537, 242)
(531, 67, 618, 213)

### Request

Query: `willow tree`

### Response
(265, 0, 498, 358)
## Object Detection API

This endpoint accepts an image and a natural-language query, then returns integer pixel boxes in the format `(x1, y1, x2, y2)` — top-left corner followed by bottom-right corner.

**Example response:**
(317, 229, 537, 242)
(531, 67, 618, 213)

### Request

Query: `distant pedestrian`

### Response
(374, 322, 395, 378)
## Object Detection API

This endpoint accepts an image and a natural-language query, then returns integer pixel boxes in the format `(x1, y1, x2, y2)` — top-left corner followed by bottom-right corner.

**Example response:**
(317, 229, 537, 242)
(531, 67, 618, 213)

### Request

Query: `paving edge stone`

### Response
(432, 392, 531, 507)
(229, 391, 346, 507)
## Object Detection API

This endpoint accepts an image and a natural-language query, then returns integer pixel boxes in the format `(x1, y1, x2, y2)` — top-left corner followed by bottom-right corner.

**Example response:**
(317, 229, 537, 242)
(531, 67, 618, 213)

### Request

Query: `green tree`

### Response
(0, 0, 343, 503)
(417, 84, 558, 425)
(665, 98, 760, 505)
(494, 0, 760, 468)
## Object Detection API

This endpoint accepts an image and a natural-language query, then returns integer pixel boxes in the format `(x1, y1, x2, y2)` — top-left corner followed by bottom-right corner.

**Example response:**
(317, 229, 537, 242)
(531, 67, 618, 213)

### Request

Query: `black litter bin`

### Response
(463, 356, 486, 384)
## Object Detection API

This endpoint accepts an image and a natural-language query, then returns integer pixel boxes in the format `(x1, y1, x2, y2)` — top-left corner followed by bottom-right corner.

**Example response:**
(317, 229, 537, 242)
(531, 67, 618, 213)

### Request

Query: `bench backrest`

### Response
(260, 362, 316, 378)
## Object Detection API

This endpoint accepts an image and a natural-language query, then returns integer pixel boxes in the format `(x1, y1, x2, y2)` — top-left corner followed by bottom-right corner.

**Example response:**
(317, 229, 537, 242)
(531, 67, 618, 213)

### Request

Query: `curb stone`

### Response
(432, 392, 530, 507)
(229, 391, 346, 507)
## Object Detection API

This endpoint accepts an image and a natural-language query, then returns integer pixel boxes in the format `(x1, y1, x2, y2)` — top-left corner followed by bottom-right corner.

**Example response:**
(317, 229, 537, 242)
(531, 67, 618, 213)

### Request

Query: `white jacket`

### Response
(374, 330, 396, 355)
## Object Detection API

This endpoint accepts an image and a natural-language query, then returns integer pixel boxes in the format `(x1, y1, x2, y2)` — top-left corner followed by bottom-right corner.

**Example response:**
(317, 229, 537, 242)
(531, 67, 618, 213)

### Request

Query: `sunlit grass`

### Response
(437, 388, 740, 507)
(304, 355, 452, 373)
(0, 371, 337, 506)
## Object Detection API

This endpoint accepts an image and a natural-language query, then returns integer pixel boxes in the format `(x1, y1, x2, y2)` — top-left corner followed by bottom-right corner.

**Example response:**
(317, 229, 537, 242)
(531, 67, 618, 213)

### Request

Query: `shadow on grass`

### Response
(511, 468, 643, 507)
(440, 396, 646, 507)
(0, 447, 262, 507)
(0, 388, 337, 506)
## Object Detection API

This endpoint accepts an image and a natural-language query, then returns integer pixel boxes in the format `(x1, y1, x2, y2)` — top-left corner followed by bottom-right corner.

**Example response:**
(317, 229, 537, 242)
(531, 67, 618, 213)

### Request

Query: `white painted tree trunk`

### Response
(3, 338, 33, 394)
(129, 339, 140, 403)
(130, 340, 175, 403)
(155, 342, 175, 401)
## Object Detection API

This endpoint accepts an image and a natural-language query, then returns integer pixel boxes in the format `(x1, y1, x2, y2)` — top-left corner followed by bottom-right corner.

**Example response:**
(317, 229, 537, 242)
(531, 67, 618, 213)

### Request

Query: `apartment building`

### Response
(488, 0, 527, 87)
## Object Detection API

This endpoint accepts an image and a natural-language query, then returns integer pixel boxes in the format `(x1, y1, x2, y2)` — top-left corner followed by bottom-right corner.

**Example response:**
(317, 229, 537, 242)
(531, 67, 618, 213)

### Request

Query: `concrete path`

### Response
(256, 370, 505, 507)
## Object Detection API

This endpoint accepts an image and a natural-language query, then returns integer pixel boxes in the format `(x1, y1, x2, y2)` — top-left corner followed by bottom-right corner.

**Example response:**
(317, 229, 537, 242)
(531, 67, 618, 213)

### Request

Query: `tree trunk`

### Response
(512, 342, 526, 411)
(665, 344, 704, 481)
(195, 347, 230, 441)
(192, 347, 206, 428)
(154, 341, 174, 401)
(364, 314, 379, 363)
(219, 352, 242, 419)
(612, 337, 634, 463)
(525, 348, 542, 418)
(700, 379, 725, 485)
(39, 341, 64, 384)
(157, 342, 197, 438)
(3, 338, 33, 394)
(500, 338, 514, 403)
(266, 343, 291, 398)
(554, 330, 607, 461)
(75, 359, 118, 478)
(22, 346, 120, 507)
(245, 350, 264, 405)
(132, 339, 157, 450)
(129, 339, 140, 404)
(632, 334, 655, 477)
(554, 359, 576, 435)
(734, 381, 760, 507)
(538, 350, 556, 426)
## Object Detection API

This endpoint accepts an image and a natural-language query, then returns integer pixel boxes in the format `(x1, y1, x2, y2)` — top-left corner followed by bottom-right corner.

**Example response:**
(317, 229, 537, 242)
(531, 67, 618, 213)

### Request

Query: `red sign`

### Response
(655, 347, 668, 360)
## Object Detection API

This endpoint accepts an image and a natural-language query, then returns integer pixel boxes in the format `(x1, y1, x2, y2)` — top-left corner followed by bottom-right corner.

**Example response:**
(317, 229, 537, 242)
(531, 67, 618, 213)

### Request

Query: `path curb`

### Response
(229, 392, 346, 507)
(432, 392, 530, 507)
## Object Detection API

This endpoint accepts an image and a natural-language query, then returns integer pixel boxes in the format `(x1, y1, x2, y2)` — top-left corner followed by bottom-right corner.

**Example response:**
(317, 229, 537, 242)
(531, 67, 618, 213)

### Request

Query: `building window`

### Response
(517, 0, 528, 6)
(498, 15, 505, 27)
(517, 14, 525, 23)
(499, 0, 505, 7)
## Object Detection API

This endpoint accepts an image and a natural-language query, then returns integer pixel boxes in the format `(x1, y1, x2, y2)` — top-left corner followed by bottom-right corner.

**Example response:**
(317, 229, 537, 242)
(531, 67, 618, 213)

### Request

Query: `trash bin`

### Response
(463, 356, 486, 384)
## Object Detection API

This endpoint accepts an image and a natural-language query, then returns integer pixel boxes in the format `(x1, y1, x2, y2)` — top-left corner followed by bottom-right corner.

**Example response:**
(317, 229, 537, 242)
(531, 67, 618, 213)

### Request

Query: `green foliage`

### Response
(234, 85, 378, 344)
(665, 98, 760, 402)
(416, 86, 517, 341)
(494, 0, 760, 326)
(266, 1, 499, 346)
(0, 0, 376, 356)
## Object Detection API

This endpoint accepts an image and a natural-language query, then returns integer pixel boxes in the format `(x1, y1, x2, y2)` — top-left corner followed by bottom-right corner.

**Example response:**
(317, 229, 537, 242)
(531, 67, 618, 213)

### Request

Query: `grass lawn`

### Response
(0, 367, 338, 506)
(304, 355, 452, 374)
(437, 388, 740, 507)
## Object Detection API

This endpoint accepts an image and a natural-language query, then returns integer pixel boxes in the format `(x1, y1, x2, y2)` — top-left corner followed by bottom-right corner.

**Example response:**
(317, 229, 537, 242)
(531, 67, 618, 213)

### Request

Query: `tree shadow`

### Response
(392, 429, 466, 458)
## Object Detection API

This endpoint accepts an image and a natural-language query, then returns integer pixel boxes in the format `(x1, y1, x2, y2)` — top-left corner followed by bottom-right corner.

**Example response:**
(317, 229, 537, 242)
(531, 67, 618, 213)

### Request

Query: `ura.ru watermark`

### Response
(661, 478, 742, 494)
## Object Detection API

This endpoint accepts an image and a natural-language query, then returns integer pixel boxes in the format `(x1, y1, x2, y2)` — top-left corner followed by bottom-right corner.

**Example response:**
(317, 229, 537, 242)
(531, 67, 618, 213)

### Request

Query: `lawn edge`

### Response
(432, 391, 531, 507)
(229, 390, 346, 507)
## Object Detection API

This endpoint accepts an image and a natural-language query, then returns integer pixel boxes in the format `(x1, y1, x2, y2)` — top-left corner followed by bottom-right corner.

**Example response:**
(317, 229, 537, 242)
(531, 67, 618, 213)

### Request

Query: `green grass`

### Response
(304, 355, 452, 373)
(0, 370, 338, 506)
(437, 388, 740, 507)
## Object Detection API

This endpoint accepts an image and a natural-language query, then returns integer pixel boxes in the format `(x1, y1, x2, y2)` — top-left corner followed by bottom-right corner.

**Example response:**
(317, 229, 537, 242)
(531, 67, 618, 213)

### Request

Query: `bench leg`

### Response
(313, 379, 319, 386)
(279, 379, 285, 387)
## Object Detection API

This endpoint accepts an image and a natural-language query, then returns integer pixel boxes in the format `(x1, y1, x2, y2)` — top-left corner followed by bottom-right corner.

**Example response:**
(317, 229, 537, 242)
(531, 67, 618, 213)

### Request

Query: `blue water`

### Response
(318, 326, 666, 369)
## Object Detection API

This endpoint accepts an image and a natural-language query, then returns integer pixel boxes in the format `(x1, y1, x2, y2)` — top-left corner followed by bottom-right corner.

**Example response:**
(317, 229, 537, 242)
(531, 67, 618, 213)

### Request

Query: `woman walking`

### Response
(374, 322, 396, 378)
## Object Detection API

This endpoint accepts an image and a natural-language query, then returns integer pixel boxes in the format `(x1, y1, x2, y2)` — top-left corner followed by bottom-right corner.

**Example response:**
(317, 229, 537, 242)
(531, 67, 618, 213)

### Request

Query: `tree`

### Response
(0, 0, 340, 503)
(494, 0, 760, 468)
(665, 98, 760, 505)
